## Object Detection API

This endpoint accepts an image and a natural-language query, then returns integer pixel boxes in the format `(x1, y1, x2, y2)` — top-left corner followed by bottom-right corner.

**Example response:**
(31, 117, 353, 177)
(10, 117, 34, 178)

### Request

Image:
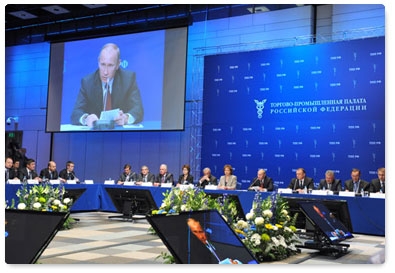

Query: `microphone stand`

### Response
(205, 240, 221, 263)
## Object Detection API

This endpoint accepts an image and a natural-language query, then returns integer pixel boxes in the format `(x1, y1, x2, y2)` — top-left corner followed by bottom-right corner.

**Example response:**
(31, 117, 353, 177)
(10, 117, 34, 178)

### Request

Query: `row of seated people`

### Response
(5, 158, 78, 183)
(6, 157, 385, 195)
(195, 166, 385, 194)
(285, 167, 385, 194)
(119, 163, 385, 195)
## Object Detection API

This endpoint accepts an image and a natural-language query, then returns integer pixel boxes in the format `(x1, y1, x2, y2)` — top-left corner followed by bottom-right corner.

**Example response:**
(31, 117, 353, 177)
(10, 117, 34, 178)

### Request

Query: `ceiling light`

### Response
(42, 5, 70, 15)
(247, 6, 270, 13)
(9, 11, 37, 20)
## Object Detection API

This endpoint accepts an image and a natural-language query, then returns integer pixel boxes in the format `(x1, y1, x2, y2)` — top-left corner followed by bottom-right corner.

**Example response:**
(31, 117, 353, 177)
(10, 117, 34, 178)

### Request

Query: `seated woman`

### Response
(176, 164, 194, 187)
(217, 164, 237, 190)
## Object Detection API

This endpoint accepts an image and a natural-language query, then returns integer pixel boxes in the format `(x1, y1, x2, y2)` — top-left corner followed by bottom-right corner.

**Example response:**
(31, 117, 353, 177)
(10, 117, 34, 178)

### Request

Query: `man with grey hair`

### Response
(198, 167, 218, 188)
(248, 168, 274, 192)
(155, 164, 174, 186)
(318, 169, 342, 192)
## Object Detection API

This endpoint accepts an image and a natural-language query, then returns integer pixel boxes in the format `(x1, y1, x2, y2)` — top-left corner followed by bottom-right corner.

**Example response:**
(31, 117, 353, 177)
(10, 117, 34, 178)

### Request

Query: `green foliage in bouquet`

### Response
(6, 183, 75, 229)
(233, 192, 301, 262)
(151, 187, 239, 224)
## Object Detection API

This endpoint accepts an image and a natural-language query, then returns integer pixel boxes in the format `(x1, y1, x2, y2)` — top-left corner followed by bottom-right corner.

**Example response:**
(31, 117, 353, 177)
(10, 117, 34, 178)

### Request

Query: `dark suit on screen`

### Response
(370, 178, 385, 193)
(344, 179, 370, 193)
(318, 179, 342, 192)
(288, 177, 314, 191)
(71, 69, 144, 125)
(248, 176, 274, 191)
(39, 168, 60, 180)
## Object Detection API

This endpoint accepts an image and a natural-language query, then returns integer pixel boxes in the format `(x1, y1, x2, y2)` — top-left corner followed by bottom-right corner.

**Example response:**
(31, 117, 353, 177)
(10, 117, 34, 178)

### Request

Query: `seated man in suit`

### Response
(197, 167, 218, 188)
(71, 43, 144, 127)
(288, 167, 314, 193)
(10, 159, 21, 181)
(344, 168, 370, 193)
(5, 157, 18, 181)
(40, 161, 60, 182)
(318, 170, 342, 193)
(136, 165, 156, 185)
(117, 163, 137, 185)
(18, 159, 42, 183)
(154, 164, 174, 187)
(370, 167, 385, 193)
(248, 168, 274, 192)
(59, 160, 80, 183)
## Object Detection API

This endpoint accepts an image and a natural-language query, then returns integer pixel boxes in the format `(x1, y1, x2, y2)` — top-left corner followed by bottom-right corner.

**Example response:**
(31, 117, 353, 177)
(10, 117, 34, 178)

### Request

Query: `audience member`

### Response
(8, 141, 29, 168)
(39, 161, 60, 182)
(59, 161, 80, 182)
(197, 167, 218, 188)
(370, 167, 385, 193)
(10, 159, 21, 180)
(318, 170, 342, 193)
(288, 167, 314, 193)
(117, 163, 137, 185)
(154, 164, 174, 187)
(176, 164, 194, 187)
(18, 159, 41, 182)
(248, 169, 274, 192)
(5, 157, 15, 181)
(344, 168, 370, 193)
(13, 147, 29, 169)
(218, 164, 237, 190)
(136, 165, 155, 184)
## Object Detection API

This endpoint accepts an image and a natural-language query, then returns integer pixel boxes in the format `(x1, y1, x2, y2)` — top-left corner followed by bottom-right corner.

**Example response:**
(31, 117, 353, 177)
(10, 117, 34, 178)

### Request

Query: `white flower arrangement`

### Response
(232, 192, 301, 262)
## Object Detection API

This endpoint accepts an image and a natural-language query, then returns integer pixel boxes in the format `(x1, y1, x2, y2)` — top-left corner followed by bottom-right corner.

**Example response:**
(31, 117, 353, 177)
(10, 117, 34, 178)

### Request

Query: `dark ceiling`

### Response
(5, 4, 308, 46)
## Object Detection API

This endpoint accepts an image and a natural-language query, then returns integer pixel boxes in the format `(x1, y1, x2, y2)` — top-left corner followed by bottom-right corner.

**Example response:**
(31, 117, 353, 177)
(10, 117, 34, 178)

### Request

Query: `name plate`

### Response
(311, 190, 328, 195)
(123, 181, 135, 186)
(141, 182, 153, 187)
(8, 180, 21, 184)
(49, 179, 60, 184)
(204, 185, 218, 190)
(278, 188, 292, 194)
(84, 180, 94, 184)
(160, 183, 172, 188)
(104, 180, 115, 185)
(369, 192, 385, 199)
(339, 191, 356, 197)
(67, 180, 77, 184)
(27, 179, 38, 184)
(179, 184, 194, 191)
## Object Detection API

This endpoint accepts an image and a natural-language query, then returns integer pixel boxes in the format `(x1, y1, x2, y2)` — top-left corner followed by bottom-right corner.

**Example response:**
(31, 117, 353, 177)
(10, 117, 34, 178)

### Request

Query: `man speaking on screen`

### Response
(71, 43, 144, 127)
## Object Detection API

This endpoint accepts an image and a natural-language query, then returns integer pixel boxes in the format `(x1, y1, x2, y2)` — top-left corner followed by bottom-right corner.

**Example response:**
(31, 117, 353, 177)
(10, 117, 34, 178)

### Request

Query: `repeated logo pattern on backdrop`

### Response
(202, 37, 385, 189)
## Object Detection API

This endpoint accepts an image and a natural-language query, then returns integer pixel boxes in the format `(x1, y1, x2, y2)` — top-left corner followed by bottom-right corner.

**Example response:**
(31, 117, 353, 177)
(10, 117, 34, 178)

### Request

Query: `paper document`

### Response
(100, 108, 120, 120)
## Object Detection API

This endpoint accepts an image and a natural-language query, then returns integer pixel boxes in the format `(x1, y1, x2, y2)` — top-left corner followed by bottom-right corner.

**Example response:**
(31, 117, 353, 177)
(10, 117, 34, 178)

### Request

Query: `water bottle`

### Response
(304, 186, 307, 194)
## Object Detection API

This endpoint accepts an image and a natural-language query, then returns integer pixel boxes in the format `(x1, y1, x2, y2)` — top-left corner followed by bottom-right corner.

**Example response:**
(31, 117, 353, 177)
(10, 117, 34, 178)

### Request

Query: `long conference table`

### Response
(5, 183, 385, 236)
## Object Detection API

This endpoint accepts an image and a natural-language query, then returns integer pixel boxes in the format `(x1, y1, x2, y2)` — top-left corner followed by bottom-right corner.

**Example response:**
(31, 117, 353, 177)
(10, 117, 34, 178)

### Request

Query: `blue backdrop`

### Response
(201, 37, 385, 189)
